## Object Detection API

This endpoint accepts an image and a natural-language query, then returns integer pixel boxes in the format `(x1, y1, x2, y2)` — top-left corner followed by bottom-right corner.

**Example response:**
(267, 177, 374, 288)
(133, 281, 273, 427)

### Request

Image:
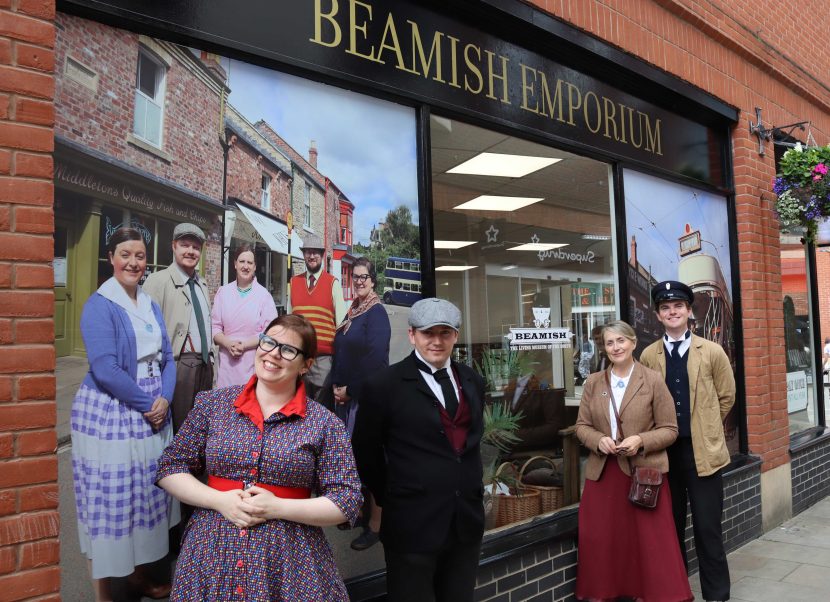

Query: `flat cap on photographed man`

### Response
(300, 233, 325, 251)
(172, 222, 206, 242)
(651, 280, 694, 306)
(408, 298, 462, 331)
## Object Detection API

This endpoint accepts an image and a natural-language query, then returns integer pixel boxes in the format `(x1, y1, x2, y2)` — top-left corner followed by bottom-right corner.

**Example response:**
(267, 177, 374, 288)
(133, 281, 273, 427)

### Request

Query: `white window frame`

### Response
(133, 47, 167, 148)
(303, 182, 312, 228)
(261, 173, 271, 211)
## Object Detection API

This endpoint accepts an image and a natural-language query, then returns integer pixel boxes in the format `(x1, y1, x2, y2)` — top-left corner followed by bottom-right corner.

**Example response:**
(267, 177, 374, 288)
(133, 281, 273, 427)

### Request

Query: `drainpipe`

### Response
(325, 177, 330, 273)
(220, 133, 230, 285)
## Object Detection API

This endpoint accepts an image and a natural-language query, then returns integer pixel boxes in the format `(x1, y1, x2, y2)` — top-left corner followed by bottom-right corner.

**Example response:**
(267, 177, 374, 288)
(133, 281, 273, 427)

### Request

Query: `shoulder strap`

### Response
(604, 370, 625, 441)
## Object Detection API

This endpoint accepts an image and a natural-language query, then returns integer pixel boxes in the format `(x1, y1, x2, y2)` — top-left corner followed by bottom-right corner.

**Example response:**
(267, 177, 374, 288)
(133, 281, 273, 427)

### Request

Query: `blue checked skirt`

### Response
(71, 376, 180, 579)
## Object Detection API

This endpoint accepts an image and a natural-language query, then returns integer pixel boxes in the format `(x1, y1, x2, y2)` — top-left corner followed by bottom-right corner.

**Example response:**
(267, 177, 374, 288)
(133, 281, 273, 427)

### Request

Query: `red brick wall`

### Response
(54, 12, 224, 203)
(226, 137, 291, 219)
(524, 0, 830, 471)
(0, 1, 60, 600)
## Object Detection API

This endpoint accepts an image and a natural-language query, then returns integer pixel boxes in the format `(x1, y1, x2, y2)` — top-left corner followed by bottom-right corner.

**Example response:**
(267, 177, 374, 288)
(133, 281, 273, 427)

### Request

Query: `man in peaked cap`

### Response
(639, 280, 735, 602)
(287, 233, 346, 402)
(353, 298, 485, 602)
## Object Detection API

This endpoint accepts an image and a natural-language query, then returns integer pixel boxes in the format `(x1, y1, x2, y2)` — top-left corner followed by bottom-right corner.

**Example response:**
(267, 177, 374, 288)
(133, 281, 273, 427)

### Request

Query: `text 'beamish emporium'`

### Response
(310, 0, 662, 156)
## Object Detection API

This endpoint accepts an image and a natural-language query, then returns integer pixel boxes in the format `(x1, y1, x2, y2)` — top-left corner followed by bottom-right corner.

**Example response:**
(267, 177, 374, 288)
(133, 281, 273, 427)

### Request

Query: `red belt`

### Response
(207, 475, 311, 499)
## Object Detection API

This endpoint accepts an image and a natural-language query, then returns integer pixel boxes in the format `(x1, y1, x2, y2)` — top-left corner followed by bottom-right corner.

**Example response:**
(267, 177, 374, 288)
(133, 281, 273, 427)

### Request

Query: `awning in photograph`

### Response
(232, 203, 303, 259)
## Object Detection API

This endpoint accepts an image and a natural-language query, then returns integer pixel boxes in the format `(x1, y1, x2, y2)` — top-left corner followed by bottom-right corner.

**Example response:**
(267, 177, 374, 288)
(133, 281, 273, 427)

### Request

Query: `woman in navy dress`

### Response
(331, 257, 391, 550)
(157, 314, 362, 601)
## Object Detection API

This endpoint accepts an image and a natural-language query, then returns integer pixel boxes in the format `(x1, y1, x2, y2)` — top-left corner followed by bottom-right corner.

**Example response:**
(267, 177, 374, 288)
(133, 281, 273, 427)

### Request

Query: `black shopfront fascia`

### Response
(58, 0, 743, 598)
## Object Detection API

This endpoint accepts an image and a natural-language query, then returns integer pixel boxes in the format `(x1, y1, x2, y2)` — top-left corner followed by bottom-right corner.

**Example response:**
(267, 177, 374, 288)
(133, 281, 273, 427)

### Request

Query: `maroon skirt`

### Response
(575, 460, 693, 602)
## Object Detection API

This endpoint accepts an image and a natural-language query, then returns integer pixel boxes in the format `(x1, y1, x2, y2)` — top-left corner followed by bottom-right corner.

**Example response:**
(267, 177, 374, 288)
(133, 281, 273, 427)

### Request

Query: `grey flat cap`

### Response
(173, 222, 206, 242)
(409, 298, 462, 331)
(300, 233, 325, 251)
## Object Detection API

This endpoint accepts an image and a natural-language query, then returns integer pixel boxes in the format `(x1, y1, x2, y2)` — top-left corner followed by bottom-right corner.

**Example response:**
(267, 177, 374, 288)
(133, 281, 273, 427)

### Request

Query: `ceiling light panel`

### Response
(435, 265, 478, 271)
(434, 240, 476, 249)
(507, 243, 569, 251)
(454, 195, 544, 211)
(447, 152, 561, 177)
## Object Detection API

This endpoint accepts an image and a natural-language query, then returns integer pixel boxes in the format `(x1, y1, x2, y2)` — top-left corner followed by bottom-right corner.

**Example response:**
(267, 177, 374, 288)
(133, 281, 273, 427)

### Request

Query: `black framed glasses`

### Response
(353, 274, 372, 283)
(257, 334, 304, 360)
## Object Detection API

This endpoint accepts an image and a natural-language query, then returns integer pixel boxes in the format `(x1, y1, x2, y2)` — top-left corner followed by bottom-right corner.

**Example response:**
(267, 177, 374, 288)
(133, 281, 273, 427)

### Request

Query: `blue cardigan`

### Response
(79, 292, 176, 413)
(331, 304, 391, 401)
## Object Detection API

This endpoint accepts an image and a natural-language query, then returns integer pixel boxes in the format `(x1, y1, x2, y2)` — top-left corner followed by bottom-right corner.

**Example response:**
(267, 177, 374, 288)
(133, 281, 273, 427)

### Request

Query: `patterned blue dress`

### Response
(157, 379, 363, 601)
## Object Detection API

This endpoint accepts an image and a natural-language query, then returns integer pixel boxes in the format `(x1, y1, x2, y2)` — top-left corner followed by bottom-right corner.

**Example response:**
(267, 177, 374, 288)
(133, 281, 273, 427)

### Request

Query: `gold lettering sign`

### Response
(310, 0, 663, 156)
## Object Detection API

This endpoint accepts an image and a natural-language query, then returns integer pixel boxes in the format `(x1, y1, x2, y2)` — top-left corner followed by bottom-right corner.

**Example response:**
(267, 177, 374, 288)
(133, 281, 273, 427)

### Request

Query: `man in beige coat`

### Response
(143, 223, 214, 433)
(640, 280, 735, 602)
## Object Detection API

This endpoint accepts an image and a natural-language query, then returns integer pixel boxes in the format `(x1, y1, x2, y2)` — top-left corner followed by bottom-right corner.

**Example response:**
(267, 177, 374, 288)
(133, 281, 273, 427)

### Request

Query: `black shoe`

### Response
(350, 528, 380, 551)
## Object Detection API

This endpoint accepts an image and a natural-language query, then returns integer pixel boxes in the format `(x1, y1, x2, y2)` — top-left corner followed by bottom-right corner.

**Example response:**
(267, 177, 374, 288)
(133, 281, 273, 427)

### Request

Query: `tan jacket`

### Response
(576, 363, 678, 481)
(640, 334, 736, 476)
(143, 264, 213, 361)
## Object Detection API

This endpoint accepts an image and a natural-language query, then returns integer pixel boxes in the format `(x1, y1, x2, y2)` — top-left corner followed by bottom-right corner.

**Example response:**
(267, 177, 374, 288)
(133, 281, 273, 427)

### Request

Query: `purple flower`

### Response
(814, 163, 828, 175)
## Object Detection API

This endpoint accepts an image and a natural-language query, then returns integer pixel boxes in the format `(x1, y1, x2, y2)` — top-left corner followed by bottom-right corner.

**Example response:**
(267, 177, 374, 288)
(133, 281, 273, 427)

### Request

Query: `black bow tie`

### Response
(414, 356, 458, 418)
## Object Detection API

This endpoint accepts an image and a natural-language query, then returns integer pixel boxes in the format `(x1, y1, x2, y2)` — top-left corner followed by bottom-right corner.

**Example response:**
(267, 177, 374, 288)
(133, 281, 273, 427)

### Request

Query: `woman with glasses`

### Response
(211, 245, 277, 387)
(331, 257, 391, 550)
(157, 314, 363, 601)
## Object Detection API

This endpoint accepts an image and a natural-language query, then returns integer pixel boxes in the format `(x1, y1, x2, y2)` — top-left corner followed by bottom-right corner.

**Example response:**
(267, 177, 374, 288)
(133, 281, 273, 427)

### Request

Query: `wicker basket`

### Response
(519, 456, 564, 513)
(493, 462, 542, 527)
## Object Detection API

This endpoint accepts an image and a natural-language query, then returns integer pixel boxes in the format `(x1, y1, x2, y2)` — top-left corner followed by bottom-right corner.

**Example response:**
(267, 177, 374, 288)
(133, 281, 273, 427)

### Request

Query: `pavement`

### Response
(56, 354, 830, 600)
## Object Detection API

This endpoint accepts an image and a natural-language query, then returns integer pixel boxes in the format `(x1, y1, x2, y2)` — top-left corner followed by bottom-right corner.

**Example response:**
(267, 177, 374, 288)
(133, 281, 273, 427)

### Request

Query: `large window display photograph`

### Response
(623, 169, 739, 454)
(430, 115, 618, 530)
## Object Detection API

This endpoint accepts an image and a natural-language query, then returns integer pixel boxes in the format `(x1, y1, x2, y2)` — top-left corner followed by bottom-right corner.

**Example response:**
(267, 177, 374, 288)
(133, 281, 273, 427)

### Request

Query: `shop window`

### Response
(431, 116, 617, 531)
(133, 47, 166, 147)
(303, 182, 312, 228)
(261, 173, 271, 210)
(622, 169, 740, 454)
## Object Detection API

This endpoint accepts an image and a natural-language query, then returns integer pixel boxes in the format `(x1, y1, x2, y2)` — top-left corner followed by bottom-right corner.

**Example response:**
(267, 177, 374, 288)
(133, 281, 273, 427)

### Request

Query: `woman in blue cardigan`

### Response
(71, 228, 180, 601)
(331, 257, 391, 550)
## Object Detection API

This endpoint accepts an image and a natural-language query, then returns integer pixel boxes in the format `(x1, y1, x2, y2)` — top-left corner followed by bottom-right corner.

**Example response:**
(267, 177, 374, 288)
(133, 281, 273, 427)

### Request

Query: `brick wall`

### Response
(817, 249, 830, 345)
(523, 0, 830, 473)
(0, 1, 60, 599)
(791, 435, 830, 515)
(475, 538, 578, 602)
(226, 136, 291, 219)
(54, 12, 224, 203)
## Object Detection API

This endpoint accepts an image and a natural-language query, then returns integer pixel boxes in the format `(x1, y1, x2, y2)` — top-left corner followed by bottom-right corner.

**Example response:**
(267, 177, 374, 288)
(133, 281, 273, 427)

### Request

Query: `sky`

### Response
(223, 58, 419, 245)
(624, 169, 733, 297)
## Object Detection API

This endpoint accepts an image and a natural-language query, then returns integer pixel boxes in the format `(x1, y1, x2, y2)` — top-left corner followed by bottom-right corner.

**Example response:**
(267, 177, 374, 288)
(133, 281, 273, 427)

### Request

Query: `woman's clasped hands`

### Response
(214, 487, 287, 528)
(598, 435, 643, 457)
(143, 396, 169, 431)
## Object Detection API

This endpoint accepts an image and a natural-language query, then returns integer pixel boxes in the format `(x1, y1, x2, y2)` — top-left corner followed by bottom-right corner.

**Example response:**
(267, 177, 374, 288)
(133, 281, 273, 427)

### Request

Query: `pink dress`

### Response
(211, 280, 277, 388)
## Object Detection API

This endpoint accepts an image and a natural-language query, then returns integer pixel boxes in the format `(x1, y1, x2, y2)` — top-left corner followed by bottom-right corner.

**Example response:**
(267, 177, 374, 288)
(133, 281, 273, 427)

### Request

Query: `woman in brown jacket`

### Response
(574, 320, 692, 602)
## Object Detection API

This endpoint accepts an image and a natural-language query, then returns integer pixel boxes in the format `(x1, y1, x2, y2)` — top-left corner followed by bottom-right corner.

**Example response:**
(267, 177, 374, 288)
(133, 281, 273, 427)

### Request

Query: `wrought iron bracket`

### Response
(749, 107, 772, 156)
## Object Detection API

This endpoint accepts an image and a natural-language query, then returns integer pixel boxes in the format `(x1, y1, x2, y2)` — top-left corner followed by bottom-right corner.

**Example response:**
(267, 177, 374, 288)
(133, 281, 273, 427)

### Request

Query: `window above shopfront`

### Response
(133, 47, 167, 148)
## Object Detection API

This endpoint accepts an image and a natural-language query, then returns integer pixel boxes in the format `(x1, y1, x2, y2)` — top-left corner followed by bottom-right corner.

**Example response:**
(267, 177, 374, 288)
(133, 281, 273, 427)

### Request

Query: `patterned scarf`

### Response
(337, 290, 381, 334)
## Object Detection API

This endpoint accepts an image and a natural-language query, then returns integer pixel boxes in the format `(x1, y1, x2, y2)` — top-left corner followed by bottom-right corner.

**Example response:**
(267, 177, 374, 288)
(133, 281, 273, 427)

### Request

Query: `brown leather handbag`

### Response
(606, 369, 663, 509)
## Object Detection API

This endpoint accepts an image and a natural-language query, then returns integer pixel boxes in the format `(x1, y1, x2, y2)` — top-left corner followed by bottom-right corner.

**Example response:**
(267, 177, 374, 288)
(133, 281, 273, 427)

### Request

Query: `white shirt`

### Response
(663, 330, 692, 358)
(414, 349, 460, 409)
(608, 365, 634, 440)
(98, 277, 162, 369)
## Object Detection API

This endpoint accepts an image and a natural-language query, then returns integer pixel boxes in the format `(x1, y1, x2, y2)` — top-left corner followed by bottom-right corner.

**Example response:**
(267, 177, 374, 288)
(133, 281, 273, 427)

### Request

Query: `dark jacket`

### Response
(353, 352, 486, 553)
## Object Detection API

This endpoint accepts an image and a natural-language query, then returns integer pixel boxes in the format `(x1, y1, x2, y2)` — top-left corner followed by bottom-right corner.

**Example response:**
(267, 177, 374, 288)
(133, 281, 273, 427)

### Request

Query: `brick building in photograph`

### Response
(2, 0, 830, 600)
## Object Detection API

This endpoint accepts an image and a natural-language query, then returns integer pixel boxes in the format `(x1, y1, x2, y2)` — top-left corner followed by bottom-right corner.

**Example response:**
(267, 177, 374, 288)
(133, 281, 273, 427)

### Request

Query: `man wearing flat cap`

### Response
(143, 222, 214, 433)
(287, 233, 346, 401)
(640, 280, 735, 602)
(353, 298, 485, 602)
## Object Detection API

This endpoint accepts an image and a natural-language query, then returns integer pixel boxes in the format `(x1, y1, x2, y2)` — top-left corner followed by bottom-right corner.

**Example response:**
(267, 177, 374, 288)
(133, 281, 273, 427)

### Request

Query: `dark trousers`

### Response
(172, 352, 213, 434)
(384, 535, 480, 602)
(668, 438, 730, 601)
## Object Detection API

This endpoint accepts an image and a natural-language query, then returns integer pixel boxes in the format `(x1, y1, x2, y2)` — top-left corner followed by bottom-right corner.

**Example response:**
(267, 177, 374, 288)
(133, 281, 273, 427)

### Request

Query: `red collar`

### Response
(233, 375, 308, 431)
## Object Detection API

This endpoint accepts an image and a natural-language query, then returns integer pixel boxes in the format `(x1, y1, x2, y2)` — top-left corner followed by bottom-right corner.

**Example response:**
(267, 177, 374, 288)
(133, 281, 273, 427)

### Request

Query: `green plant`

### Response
(482, 401, 523, 452)
(474, 347, 532, 392)
(774, 143, 830, 242)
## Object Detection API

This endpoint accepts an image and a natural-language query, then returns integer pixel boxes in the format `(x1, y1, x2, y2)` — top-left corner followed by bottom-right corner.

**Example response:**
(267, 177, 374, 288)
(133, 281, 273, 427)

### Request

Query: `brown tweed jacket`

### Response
(575, 362, 678, 481)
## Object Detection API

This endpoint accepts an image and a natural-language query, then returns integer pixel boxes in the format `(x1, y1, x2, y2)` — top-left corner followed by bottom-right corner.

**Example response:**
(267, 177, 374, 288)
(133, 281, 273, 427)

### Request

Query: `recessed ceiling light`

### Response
(507, 243, 569, 251)
(454, 195, 544, 211)
(435, 265, 478, 271)
(501, 264, 518, 271)
(581, 234, 611, 240)
(447, 152, 561, 177)
(434, 240, 476, 249)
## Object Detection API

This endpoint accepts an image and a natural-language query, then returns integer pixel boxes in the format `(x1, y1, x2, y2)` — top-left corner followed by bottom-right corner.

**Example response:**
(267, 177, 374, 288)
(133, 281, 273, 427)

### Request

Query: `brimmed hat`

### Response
(300, 233, 325, 251)
(409, 298, 462, 331)
(172, 223, 206, 243)
(651, 280, 694, 306)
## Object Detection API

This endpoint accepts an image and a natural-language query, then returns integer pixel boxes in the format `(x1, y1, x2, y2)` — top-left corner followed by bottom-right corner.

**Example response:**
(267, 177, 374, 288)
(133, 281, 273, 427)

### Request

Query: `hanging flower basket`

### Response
(774, 143, 830, 243)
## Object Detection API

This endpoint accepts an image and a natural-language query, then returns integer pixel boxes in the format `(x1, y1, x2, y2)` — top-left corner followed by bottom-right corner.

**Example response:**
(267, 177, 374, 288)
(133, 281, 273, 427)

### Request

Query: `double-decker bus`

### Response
(382, 256, 422, 306)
